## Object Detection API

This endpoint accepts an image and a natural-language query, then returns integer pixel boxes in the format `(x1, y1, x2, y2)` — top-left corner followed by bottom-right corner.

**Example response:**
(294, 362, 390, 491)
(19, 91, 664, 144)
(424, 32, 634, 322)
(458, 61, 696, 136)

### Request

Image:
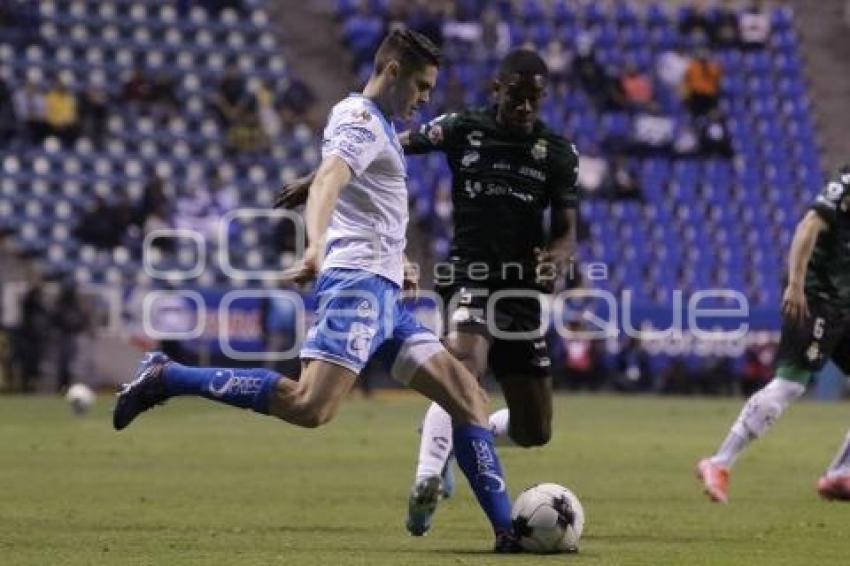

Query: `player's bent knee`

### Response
(448, 348, 485, 381)
(396, 337, 488, 425)
(452, 378, 489, 426)
(390, 333, 445, 386)
(445, 341, 487, 381)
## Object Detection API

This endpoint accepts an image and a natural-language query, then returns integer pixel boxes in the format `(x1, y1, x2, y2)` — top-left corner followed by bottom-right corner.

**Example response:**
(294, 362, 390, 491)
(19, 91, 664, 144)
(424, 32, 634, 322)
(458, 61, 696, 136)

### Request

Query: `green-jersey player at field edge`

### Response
(698, 167, 850, 502)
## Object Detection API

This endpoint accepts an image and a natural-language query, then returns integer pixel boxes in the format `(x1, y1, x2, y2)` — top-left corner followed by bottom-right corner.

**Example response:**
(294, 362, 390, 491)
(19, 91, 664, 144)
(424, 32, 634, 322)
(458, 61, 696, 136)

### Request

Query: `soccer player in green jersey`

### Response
(697, 167, 850, 502)
(277, 49, 580, 533)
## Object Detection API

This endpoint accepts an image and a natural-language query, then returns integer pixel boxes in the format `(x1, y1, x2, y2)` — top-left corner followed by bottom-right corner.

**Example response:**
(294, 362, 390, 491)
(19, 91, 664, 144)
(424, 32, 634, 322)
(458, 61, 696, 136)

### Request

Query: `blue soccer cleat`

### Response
(113, 352, 171, 431)
(405, 475, 443, 536)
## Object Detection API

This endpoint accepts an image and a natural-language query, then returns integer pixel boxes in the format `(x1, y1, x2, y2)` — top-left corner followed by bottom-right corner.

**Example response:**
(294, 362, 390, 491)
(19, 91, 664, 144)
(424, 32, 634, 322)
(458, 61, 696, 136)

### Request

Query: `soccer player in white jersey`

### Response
(113, 30, 522, 552)
(275, 50, 581, 537)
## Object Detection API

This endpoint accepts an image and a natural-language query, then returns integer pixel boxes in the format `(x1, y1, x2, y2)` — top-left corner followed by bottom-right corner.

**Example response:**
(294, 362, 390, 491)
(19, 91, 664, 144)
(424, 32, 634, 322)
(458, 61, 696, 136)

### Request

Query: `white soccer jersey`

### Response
(319, 94, 408, 286)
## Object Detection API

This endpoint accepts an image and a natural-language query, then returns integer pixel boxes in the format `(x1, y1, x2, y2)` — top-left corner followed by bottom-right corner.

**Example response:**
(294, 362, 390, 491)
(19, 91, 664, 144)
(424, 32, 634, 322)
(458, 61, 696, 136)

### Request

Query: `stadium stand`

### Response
(0, 0, 318, 288)
(336, 0, 822, 325)
(0, 0, 828, 390)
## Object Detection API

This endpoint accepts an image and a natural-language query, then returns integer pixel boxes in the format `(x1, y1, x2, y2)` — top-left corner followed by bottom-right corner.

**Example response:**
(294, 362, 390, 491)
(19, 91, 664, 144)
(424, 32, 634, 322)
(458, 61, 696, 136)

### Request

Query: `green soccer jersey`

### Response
(807, 168, 850, 308)
(406, 107, 579, 286)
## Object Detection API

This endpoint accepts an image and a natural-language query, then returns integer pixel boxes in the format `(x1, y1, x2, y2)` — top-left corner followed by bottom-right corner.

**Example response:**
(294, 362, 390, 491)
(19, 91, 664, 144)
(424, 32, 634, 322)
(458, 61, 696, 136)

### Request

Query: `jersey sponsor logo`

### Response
(467, 130, 483, 147)
(518, 166, 546, 181)
(346, 321, 377, 363)
(334, 124, 377, 144)
(463, 179, 534, 202)
(471, 439, 506, 493)
(461, 150, 480, 167)
(208, 370, 264, 398)
(531, 139, 548, 161)
(508, 191, 534, 203)
(335, 140, 364, 160)
(463, 179, 535, 202)
(493, 161, 511, 170)
(485, 183, 533, 202)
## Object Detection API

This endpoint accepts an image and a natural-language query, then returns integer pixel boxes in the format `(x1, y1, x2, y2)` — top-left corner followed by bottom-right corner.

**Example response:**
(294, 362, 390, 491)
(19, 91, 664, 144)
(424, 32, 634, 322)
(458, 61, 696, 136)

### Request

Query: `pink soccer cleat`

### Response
(696, 458, 730, 503)
(817, 472, 850, 501)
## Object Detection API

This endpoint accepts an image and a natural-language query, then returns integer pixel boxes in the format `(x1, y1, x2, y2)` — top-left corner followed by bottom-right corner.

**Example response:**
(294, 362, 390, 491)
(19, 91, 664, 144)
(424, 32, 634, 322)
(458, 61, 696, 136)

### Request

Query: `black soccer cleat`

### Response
(112, 352, 171, 431)
(493, 529, 524, 553)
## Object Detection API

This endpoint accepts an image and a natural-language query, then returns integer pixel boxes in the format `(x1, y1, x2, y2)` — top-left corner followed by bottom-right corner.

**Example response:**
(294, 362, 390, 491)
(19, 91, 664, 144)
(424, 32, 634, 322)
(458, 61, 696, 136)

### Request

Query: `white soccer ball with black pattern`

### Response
(511, 483, 584, 554)
(66, 384, 96, 415)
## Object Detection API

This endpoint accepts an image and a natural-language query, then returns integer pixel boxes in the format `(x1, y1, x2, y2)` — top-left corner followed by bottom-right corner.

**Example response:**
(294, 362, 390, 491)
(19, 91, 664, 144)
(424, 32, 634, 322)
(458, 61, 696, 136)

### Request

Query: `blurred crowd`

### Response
(548, 327, 779, 397)
(339, 0, 775, 204)
(0, 63, 318, 155)
(0, 61, 316, 258)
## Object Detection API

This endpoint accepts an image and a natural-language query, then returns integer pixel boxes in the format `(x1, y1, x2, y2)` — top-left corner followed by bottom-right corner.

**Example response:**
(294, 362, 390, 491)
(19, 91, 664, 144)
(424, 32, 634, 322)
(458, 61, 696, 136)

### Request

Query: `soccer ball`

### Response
(511, 483, 585, 554)
(66, 384, 96, 415)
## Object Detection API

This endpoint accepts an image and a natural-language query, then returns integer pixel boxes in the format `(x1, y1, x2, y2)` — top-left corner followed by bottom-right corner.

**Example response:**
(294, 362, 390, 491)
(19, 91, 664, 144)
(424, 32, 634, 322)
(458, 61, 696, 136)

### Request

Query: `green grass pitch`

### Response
(1, 393, 848, 565)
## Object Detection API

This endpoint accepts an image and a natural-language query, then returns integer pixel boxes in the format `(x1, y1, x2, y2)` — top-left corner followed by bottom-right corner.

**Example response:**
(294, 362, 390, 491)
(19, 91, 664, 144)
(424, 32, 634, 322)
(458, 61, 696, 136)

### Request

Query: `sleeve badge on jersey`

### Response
(531, 139, 548, 161)
(349, 108, 372, 123)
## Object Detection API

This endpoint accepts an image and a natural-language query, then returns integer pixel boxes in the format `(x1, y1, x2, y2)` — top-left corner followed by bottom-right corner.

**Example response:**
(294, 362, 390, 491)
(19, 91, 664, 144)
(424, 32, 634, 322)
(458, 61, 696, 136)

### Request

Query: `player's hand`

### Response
(403, 257, 420, 298)
(782, 283, 809, 325)
(273, 175, 311, 209)
(282, 246, 320, 287)
(534, 245, 576, 292)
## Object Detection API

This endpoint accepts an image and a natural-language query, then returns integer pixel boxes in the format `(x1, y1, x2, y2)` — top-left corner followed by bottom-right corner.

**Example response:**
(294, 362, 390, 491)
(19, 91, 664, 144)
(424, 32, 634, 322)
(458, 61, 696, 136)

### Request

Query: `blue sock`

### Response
(453, 424, 513, 534)
(163, 363, 280, 414)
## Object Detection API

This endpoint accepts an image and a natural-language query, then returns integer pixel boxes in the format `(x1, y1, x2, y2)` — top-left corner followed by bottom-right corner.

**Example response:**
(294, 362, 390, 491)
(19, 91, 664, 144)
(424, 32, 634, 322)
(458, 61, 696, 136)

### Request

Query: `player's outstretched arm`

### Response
(274, 170, 316, 209)
(282, 156, 351, 286)
(783, 210, 827, 323)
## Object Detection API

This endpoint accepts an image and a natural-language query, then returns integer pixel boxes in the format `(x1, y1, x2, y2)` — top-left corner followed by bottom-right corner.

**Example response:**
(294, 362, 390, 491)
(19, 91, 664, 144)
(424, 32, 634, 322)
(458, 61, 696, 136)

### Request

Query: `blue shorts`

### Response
(301, 268, 440, 376)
